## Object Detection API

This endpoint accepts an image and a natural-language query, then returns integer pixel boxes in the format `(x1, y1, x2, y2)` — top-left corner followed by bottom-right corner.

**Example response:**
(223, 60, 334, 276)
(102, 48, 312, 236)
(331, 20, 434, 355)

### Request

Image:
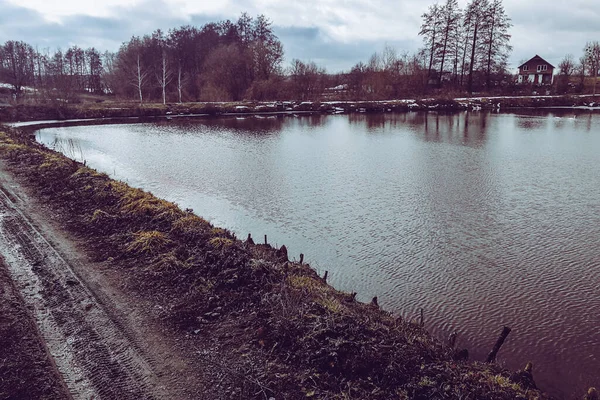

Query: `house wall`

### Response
(518, 58, 554, 84)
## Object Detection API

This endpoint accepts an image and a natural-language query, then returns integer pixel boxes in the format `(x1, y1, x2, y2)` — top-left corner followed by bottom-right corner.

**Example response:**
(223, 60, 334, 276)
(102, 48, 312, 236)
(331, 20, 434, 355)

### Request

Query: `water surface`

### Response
(37, 111, 600, 398)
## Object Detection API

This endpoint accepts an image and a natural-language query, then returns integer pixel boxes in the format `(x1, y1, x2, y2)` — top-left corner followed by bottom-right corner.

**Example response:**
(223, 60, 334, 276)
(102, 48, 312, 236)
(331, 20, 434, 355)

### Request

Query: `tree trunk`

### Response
(468, 21, 479, 95)
(439, 33, 449, 85)
(137, 55, 143, 105)
(427, 31, 437, 82)
(486, 13, 496, 89)
(178, 65, 182, 103)
(460, 24, 471, 87)
(162, 55, 167, 105)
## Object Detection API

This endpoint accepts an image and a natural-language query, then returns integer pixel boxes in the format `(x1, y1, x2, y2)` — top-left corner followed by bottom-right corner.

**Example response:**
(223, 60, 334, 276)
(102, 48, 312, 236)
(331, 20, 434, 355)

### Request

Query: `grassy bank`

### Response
(1, 95, 597, 123)
(0, 125, 557, 399)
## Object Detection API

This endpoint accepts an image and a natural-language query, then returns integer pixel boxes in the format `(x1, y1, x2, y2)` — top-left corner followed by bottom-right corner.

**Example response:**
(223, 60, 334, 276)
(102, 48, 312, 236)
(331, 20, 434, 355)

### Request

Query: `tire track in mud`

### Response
(0, 185, 162, 400)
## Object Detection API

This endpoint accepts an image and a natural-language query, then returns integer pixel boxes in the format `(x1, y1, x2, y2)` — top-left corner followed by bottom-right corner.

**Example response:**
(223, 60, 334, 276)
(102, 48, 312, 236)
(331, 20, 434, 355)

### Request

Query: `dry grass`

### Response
(209, 237, 235, 249)
(0, 125, 559, 400)
(171, 214, 211, 236)
(126, 231, 171, 255)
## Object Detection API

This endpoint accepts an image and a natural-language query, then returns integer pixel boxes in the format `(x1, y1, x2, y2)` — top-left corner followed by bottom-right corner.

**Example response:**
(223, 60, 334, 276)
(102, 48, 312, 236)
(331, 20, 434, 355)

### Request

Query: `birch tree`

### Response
(116, 37, 150, 104)
(156, 49, 173, 104)
(135, 53, 150, 104)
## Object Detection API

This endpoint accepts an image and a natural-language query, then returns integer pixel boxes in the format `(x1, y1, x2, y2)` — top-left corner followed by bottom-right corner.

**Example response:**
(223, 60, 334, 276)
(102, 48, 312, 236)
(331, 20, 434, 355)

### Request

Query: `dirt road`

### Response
(0, 161, 208, 399)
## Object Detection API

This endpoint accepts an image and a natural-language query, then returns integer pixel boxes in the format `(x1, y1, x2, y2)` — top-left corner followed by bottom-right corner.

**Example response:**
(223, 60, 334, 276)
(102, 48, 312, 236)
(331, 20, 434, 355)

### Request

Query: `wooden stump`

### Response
(486, 326, 511, 363)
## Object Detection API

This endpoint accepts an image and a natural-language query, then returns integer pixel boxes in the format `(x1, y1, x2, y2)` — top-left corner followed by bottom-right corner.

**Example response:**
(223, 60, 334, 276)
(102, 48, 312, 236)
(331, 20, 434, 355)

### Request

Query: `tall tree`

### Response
(0, 40, 35, 98)
(577, 55, 587, 92)
(464, 0, 490, 93)
(557, 54, 575, 94)
(437, 0, 462, 84)
(86, 48, 103, 94)
(584, 41, 600, 96)
(481, 0, 512, 88)
(419, 4, 443, 81)
(156, 49, 173, 104)
(151, 30, 172, 104)
(249, 15, 284, 82)
(116, 37, 150, 104)
(289, 59, 326, 101)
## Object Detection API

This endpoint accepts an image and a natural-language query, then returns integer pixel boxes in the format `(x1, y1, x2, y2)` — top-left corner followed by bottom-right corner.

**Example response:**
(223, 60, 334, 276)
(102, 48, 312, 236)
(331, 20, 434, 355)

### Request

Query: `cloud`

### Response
(1, 0, 600, 73)
(275, 25, 419, 71)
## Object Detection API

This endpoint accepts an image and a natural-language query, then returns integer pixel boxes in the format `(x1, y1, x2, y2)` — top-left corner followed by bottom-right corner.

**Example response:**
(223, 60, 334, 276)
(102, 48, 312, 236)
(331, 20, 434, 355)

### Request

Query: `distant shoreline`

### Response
(1, 94, 599, 125)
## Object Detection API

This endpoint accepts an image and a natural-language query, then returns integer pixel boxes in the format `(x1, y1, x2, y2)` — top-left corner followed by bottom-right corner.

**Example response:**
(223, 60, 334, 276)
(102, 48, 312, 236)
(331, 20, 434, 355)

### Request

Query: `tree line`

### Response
(0, 14, 288, 103)
(1, 6, 599, 103)
(417, 0, 512, 93)
(0, 41, 104, 100)
(556, 42, 600, 95)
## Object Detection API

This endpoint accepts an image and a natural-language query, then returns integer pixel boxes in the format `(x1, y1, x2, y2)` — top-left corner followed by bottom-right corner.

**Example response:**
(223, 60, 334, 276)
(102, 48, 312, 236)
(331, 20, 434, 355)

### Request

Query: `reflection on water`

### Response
(37, 111, 600, 398)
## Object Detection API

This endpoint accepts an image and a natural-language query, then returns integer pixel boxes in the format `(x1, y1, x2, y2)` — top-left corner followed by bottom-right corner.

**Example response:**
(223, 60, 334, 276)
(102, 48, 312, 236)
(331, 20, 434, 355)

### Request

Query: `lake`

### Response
(37, 111, 600, 398)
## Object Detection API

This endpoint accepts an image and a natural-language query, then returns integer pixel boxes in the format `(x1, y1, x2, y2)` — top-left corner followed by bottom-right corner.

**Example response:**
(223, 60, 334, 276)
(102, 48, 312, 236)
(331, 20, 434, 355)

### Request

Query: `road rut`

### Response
(0, 182, 164, 399)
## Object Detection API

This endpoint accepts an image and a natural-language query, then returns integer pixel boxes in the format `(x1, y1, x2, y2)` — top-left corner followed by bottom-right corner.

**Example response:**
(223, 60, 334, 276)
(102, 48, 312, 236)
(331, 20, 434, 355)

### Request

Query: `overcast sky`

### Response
(1, 0, 599, 73)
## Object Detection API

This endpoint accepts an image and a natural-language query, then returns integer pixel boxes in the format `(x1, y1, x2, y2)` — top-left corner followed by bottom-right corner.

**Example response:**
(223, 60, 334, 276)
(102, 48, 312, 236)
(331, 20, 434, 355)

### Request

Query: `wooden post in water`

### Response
(299, 253, 304, 265)
(371, 296, 378, 307)
(323, 271, 328, 283)
(278, 245, 288, 261)
(486, 326, 511, 363)
(247, 233, 254, 245)
(420, 308, 424, 327)
(448, 331, 457, 348)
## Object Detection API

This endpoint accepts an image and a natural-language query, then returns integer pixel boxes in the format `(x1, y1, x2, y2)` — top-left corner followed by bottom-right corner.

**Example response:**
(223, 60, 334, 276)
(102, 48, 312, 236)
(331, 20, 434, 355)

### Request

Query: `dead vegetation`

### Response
(0, 125, 558, 399)
(1, 95, 596, 125)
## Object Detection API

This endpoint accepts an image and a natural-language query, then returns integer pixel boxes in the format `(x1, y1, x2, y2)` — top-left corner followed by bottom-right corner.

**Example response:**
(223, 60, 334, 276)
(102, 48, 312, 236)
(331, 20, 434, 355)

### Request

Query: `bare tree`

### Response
(419, 4, 443, 82)
(437, 0, 462, 84)
(86, 48, 103, 94)
(557, 54, 575, 93)
(135, 54, 150, 104)
(464, 0, 490, 94)
(559, 54, 575, 76)
(577, 55, 587, 92)
(0, 40, 35, 99)
(175, 62, 185, 103)
(156, 49, 173, 104)
(481, 0, 512, 88)
(101, 51, 118, 95)
(584, 41, 600, 96)
(289, 59, 326, 101)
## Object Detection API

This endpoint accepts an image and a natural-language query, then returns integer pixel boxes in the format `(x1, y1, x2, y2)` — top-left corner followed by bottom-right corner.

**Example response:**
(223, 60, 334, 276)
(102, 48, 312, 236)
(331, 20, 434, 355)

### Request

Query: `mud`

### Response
(0, 160, 209, 399)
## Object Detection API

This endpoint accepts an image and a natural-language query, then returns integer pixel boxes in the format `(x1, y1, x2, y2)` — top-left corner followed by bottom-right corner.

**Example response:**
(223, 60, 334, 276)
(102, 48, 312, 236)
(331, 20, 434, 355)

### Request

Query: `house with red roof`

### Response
(517, 55, 555, 85)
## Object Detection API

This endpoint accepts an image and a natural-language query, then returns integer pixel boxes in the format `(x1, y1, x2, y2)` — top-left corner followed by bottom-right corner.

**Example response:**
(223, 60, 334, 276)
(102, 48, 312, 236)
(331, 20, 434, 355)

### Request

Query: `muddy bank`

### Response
(0, 259, 71, 400)
(1, 95, 598, 124)
(0, 124, 566, 399)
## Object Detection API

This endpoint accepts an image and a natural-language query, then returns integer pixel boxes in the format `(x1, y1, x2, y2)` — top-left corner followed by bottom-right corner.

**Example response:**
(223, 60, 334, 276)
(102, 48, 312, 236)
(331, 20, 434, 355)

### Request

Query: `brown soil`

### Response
(0, 259, 71, 400)
(0, 124, 562, 399)
(0, 138, 225, 399)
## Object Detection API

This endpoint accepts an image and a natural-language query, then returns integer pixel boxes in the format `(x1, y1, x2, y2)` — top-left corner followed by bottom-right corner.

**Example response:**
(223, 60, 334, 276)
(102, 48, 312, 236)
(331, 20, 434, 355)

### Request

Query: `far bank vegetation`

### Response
(0, 1, 599, 106)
